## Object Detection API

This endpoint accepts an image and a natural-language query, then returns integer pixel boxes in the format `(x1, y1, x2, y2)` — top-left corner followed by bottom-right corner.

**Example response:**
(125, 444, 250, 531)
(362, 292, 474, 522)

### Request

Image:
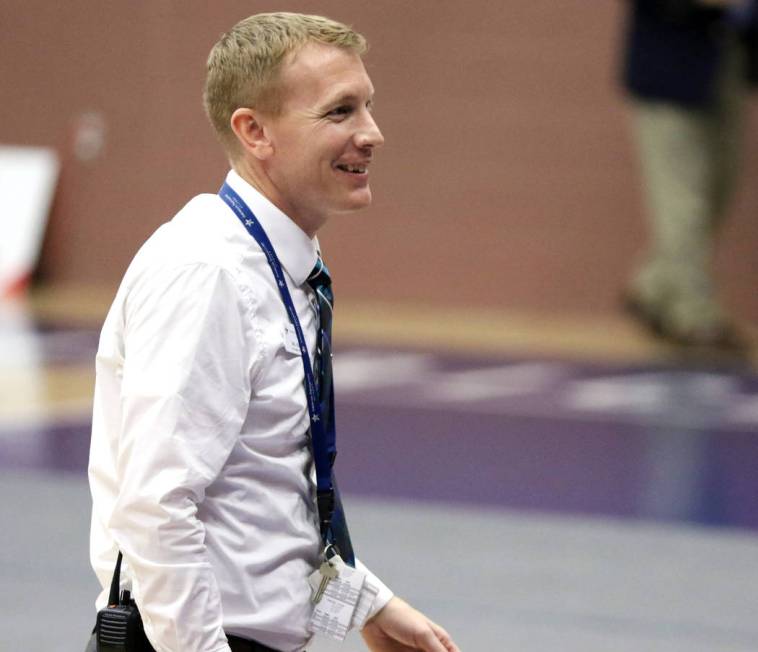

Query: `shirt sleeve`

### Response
(108, 263, 252, 652)
(355, 558, 395, 623)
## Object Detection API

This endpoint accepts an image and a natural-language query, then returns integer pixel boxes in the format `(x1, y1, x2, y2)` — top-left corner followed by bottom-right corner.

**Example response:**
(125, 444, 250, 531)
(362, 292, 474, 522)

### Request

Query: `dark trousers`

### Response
(227, 634, 282, 652)
(85, 633, 282, 652)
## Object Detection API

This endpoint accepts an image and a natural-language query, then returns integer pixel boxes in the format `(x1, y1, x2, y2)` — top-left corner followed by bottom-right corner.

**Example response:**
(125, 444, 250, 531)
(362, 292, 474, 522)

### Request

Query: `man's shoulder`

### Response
(132, 193, 242, 270)
(171, 191, 230, 236)
(117, 191, 273, 305)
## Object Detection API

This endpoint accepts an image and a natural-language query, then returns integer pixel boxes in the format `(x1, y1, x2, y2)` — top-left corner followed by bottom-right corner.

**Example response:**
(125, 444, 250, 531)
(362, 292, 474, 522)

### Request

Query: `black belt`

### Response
(86, 628, 284, 652)
(226, 633, 283, 652)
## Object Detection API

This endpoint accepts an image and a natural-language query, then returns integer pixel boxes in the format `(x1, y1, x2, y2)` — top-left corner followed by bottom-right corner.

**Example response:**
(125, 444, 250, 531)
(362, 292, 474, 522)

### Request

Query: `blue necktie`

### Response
(307, 258, 355, 566)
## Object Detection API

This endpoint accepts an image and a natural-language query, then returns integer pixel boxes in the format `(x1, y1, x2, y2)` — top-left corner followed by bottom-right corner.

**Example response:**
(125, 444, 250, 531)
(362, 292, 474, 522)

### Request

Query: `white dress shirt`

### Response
(88, 170, 393, 652)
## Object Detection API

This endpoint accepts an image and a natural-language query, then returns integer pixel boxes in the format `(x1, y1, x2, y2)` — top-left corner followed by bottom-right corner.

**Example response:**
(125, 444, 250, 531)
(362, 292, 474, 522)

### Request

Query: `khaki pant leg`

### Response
(632, 100, 715, 306)
(709, 35, 747, 225)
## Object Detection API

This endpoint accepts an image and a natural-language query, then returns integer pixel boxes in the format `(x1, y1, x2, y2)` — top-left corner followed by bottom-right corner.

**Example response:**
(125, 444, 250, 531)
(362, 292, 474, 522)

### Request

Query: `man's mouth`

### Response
(335, 163, 368, 175)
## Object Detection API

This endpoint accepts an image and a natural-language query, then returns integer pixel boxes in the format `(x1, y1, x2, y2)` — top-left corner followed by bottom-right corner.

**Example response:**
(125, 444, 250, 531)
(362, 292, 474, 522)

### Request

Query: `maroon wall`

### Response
(1, 1, 756, 321)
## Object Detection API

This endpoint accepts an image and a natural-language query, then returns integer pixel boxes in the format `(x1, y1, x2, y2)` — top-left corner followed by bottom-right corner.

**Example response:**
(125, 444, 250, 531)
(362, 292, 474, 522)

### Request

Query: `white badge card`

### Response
(283, 324, 301, 355)
(308, 555, 366, 641)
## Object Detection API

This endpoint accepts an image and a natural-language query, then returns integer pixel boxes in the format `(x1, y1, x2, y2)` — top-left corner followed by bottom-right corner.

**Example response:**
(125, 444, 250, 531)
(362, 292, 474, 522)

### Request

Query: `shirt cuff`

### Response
(355, 559, 395, 623)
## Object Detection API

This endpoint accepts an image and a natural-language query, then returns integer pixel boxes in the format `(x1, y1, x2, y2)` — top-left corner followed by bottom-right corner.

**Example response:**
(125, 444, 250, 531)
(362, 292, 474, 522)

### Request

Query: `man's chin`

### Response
(341, 188, 373, 211)
(321, 187, 373, 219)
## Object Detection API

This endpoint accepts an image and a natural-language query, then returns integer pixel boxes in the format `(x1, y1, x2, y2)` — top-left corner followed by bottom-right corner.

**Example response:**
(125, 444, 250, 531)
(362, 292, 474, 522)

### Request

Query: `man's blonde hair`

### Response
(204, 12, 367, 152)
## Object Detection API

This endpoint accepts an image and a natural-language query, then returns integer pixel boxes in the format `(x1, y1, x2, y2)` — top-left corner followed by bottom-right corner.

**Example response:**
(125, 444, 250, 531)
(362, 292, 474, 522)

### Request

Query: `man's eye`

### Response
(328, 106, 352, 118)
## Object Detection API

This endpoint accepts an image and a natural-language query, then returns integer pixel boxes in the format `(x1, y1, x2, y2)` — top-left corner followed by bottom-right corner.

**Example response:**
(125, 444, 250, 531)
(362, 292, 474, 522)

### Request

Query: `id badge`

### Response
(307, 553, 367, 641)
(283, 324, 300, 355)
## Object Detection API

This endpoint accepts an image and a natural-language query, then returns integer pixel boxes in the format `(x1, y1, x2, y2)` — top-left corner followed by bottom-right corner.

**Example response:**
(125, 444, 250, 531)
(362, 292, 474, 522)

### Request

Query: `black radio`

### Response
(94, 552, 155, 652)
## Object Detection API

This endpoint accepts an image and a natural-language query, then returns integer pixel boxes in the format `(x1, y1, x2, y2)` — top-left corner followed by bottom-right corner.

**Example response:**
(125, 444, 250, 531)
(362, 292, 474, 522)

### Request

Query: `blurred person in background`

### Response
(621, 0, 757, 349)
(86, 12, 458, 652)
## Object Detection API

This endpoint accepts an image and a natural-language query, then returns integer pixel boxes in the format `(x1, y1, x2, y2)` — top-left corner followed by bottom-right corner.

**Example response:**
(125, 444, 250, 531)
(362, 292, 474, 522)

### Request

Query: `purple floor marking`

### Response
(337, 402, 758, 530)
(0, 421, 91, 474)
(2, 325, 757, 531)
(32, 321, 100, 366)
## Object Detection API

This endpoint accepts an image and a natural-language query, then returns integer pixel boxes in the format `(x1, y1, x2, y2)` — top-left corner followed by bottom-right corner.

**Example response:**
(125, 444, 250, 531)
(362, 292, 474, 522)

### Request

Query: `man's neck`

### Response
(231, 159, 321, 239)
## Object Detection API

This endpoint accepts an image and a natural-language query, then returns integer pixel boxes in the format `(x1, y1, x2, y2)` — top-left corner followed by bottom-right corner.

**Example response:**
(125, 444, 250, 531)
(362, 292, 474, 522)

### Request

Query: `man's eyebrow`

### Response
(321, 91, 375, 107)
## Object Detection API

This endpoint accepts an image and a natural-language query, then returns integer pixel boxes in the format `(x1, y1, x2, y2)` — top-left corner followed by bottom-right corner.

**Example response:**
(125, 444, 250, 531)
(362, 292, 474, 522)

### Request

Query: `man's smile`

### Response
(333, 160, 370, 175)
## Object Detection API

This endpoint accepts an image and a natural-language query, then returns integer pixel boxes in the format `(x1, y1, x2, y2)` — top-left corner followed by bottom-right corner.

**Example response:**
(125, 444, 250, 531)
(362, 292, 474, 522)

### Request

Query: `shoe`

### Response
(622, 290, 665, 338)
(622, 290, 747, 352)
(668, 318, 746, 351)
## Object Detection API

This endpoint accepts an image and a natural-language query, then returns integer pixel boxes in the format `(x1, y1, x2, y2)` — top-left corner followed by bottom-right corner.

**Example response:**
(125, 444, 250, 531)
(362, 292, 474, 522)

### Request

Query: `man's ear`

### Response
(230, 108, 273, 160)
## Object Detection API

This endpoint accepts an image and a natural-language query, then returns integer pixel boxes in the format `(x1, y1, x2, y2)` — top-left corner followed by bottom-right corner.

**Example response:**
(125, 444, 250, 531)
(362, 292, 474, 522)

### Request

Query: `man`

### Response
(87, 12, 459, 652)
(621, 0, 757, 349)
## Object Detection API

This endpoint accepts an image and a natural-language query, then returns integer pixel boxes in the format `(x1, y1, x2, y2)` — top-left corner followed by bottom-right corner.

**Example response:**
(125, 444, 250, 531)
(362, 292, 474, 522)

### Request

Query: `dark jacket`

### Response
(622, 0, 757, 106)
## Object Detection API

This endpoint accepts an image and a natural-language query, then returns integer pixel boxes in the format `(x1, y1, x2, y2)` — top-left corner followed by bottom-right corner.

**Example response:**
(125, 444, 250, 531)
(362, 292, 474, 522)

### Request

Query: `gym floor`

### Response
(1, 287, 757, 651)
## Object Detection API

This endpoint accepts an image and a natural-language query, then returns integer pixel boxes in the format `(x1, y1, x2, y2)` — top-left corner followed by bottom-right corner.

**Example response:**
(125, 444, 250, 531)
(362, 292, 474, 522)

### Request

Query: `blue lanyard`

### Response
(218, 182, 335, 495)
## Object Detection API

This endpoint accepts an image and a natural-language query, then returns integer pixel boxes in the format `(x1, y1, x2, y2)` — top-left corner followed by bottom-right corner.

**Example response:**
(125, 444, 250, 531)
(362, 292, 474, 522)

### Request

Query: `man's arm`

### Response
(109, 264, 252, 652)
(362, 597, 460, 652)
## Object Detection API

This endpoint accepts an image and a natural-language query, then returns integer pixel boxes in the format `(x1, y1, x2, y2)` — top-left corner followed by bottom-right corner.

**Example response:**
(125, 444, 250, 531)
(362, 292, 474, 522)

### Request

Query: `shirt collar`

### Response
(225, 169, 320, 287)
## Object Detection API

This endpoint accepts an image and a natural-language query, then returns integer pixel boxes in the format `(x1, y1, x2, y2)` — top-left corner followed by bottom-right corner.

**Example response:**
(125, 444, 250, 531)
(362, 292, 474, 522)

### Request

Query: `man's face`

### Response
(261, 42, 384, 235)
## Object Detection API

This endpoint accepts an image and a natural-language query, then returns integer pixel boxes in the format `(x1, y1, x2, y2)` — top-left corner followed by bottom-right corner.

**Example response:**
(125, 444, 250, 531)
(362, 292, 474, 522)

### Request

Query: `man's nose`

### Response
(355, 112, 384, 149)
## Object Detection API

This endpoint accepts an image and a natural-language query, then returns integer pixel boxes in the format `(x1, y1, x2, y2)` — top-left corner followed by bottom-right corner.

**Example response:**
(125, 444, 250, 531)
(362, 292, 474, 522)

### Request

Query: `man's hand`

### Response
(361, 597, 460, 652)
